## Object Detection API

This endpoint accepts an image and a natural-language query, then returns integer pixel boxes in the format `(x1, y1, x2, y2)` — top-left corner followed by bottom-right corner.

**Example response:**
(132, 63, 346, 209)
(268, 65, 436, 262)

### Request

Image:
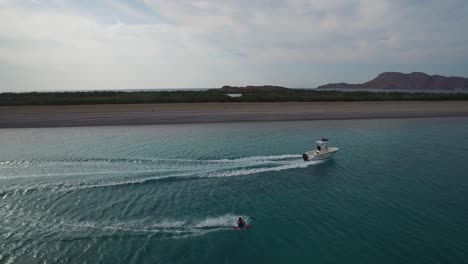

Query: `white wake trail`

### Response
(0, 154, 325, 195)
(1, 209, 249, 240)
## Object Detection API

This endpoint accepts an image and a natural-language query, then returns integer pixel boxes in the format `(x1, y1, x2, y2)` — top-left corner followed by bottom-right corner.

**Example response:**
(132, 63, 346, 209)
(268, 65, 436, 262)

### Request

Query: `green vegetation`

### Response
(1, 89, 468, 106)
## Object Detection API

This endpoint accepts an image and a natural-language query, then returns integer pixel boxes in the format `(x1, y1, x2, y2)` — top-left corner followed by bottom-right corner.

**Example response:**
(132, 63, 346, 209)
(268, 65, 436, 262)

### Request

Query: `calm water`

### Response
(1, 118, 468, 263)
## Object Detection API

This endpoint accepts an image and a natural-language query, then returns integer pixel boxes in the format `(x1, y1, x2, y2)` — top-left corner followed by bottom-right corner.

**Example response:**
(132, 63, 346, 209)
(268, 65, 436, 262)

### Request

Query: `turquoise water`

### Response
(1, 118, 468, 263)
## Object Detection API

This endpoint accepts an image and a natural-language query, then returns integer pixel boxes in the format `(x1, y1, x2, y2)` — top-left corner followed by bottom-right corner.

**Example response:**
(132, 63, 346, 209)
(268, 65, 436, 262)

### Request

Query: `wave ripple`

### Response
(0, 154, 324, 195)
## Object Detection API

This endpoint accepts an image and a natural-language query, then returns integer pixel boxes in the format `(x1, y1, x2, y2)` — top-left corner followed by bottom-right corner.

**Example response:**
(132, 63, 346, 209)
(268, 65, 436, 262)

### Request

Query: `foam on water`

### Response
(0, 154, 325, 195)
(207, 160, 324, 178)
(213, 154, 302, 163)
(0, 211, 250, 263)
(1, 207, 248, 242)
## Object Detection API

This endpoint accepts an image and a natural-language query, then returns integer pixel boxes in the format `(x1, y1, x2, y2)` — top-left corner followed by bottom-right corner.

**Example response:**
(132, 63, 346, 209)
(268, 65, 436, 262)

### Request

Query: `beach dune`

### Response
(1, 101, 468, 128)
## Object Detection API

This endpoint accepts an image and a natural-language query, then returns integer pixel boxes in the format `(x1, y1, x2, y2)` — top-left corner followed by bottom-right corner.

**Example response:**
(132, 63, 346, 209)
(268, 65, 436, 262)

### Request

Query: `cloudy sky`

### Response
(1, 0, 468, 92)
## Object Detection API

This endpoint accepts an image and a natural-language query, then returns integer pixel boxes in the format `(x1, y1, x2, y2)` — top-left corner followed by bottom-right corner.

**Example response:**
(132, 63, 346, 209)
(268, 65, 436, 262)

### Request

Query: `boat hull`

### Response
(303, 147, 339, 161)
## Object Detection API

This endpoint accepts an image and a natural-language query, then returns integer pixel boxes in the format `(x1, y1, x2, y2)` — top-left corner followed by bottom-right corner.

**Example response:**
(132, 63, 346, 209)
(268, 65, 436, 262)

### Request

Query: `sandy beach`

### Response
(1, 101, 468, 128)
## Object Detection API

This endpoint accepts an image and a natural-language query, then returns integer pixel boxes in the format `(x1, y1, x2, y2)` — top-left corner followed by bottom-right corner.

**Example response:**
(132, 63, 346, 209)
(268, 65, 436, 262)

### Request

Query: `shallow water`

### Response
(1, 118, 468, 263)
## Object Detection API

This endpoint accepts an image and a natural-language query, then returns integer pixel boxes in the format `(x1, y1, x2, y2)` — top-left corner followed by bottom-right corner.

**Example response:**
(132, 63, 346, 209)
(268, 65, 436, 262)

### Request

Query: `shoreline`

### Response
(2, 101, 468, 128)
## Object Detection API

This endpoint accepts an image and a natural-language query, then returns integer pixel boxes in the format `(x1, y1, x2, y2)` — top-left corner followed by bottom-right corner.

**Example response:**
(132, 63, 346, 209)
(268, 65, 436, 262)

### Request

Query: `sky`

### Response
(1, 0, 468, 92)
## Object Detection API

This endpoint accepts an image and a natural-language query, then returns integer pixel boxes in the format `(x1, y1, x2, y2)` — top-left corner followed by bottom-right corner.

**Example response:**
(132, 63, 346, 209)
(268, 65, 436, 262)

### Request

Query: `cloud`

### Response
(0, 0, 467, 91)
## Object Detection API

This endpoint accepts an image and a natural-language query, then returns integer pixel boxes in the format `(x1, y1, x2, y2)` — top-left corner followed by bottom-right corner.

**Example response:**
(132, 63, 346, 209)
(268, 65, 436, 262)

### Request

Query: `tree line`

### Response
(1, 89, 468, 106)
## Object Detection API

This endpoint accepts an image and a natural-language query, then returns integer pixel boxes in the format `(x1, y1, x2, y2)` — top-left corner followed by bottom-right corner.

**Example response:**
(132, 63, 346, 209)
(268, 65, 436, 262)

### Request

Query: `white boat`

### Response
(303, 138, 339, 161)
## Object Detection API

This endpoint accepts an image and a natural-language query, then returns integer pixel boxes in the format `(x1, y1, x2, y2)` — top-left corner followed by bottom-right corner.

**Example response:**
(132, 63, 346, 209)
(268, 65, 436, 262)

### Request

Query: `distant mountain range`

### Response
(317, 72, 468, 90)
(220, 85, 288, 93)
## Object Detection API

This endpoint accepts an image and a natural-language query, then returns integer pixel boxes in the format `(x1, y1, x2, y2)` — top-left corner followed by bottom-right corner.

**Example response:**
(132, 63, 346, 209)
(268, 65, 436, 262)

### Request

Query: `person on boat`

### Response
(237, 217, 246, 229)
(317, 145, 321, 151)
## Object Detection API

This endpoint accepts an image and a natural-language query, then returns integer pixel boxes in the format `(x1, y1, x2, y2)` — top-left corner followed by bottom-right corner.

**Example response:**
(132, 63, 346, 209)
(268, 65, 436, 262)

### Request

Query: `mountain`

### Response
(317, 72, 468, 90)
(220, 85, 289, 93)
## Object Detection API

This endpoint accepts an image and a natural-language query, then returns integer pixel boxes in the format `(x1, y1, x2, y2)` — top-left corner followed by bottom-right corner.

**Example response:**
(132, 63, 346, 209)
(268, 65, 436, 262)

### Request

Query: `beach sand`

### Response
(1, 101, 468, 128)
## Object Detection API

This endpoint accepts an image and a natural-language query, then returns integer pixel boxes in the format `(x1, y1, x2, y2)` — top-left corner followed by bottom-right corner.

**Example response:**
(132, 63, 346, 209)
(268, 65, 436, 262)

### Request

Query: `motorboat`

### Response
(303, 138, 339, 161)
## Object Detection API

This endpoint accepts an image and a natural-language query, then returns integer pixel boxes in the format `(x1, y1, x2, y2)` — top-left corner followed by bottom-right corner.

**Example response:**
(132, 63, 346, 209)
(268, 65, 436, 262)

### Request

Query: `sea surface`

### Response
(1, 118, 468, 263)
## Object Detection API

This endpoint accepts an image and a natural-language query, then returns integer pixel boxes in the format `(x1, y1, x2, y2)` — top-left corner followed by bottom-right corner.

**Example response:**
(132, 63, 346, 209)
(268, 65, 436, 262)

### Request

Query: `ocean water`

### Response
(1, 118, 468, 263)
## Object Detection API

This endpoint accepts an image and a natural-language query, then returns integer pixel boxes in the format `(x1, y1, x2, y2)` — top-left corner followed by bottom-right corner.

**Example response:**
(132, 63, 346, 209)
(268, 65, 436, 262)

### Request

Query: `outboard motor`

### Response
(302, 153, 309, 161)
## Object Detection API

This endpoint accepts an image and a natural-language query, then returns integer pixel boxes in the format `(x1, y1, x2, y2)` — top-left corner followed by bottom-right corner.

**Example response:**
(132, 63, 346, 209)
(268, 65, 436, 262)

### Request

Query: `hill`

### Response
(317, 72, 468, 90)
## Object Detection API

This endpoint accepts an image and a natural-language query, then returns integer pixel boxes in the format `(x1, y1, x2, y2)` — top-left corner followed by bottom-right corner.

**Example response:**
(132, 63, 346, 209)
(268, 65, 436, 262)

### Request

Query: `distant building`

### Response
(226, 93, 242, 98)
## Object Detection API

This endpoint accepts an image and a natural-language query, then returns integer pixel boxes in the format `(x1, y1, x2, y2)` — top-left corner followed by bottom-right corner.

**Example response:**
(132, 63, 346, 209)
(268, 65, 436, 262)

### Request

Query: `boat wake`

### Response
(0, 154, 325, 195)
(62, 213, 250, 238)
(0, 210, 251, 263)
(0, 210, 249, 243)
